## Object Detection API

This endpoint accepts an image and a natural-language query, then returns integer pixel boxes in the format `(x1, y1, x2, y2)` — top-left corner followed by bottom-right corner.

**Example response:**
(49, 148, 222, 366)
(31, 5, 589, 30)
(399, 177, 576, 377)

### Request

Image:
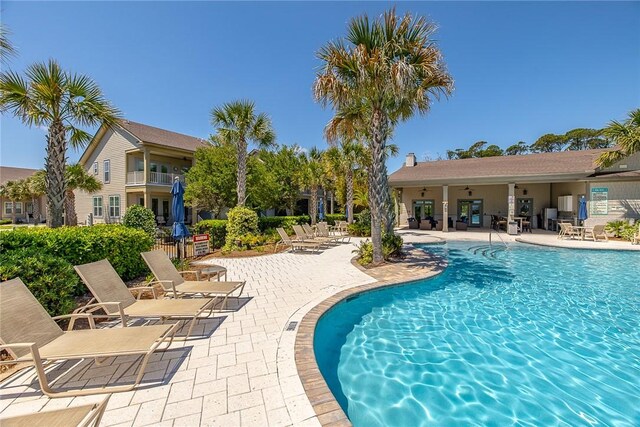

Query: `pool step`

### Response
(468, 245, 508, 260)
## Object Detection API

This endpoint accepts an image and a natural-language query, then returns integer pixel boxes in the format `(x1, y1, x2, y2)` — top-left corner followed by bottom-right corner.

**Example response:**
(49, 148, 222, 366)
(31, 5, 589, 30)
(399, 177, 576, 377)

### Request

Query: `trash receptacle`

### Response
(507, 221, 518, 235)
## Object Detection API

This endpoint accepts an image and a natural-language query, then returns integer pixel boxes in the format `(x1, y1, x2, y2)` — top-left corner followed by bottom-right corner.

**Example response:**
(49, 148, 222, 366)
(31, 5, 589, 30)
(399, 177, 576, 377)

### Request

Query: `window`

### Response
(14, 202, 23, 215)
(4, 202, 12, 215)
(93, 162, 98, 175)
(103, 160, 110, 183)
(93, 196, 103, 217)
(109, 195, 120, 218)
(135, 158, 144, 172)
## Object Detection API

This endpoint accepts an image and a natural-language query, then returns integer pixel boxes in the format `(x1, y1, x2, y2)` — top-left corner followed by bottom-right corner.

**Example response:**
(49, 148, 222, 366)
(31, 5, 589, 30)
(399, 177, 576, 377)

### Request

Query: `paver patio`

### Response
(1, 229, 637, 426)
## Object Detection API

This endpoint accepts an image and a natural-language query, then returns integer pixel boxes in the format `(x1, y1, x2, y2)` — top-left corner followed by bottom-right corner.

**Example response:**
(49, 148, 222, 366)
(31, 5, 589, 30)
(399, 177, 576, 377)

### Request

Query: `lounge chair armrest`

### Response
(73, 302, 128, 326)
(52, 313, 97, 330)
(129, 286, 159, 300)
(146, 280, 179, 299)
(0, 343, 40, 364)
(178, 270, 201, 281)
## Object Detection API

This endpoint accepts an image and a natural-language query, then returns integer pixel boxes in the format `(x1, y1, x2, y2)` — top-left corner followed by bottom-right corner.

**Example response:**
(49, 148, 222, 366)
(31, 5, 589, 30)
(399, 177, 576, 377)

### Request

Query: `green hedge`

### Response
(193, 219, 228, 249)
(0, 248, 80, 316)
(0, 224, 153, 280)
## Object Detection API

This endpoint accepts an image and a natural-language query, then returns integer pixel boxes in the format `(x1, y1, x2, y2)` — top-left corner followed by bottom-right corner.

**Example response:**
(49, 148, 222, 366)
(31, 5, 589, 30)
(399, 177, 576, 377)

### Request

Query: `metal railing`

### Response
(126, 172, 185, 185)
(153, 235, 195, 259)
(489, 228, 509, 249)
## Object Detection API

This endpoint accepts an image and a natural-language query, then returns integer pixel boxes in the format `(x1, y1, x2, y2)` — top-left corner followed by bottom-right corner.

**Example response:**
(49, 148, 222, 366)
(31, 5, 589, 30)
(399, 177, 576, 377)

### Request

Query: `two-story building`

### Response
(0, 166, 47, 223)
(76, 120, 207, 225)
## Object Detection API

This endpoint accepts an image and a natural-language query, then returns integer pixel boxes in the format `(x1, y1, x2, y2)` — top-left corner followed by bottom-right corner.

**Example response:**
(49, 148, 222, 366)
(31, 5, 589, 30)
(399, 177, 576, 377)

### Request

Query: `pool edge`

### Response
(294, 244, 447, 426)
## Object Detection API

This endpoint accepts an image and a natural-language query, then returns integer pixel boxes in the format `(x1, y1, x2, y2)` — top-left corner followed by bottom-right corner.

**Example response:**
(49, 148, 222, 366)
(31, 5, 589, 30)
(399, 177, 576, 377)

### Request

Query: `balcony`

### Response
(127, 171, 185, 186)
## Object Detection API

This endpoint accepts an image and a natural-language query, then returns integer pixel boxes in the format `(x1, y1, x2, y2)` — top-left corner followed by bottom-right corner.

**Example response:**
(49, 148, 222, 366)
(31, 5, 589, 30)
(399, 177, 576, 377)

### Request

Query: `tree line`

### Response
(445, 128, 611, 160)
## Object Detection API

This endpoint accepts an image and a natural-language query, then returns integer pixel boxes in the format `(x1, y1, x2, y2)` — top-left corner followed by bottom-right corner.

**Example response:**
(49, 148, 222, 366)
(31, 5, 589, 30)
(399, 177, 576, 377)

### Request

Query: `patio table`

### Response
(201, 265, 227, 281)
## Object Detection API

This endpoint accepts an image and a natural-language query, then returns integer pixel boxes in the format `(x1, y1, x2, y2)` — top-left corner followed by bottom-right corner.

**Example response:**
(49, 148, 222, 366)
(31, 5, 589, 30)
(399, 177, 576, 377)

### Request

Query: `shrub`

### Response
(0, 225, 153, 280)
(224, 206, 259, 251)
(0, 248, 79, 316)
(122, 205, 157, 238)
(353, 232, 404, 266)
(324, 214, 346, 225)
(605, 219, 638, 240)
(348, 209, 372, 237)
(0, 219, 11, 225)
(194, 219, 228, 249)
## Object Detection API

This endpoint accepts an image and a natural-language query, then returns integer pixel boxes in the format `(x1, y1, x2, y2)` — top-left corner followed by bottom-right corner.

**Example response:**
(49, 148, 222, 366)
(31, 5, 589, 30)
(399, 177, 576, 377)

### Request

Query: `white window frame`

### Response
(109, 195, 120, 218)
(93, 196, 103, 217)
(93, 161, 98, 175)
(103, 159, 110, 184)
(4, 202, 12, 215)
(14, 202, 23, 215)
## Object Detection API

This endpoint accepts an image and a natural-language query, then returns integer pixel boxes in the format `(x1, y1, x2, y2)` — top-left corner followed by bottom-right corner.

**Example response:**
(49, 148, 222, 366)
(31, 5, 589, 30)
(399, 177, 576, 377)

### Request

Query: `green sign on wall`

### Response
(590, 187, 608, 215)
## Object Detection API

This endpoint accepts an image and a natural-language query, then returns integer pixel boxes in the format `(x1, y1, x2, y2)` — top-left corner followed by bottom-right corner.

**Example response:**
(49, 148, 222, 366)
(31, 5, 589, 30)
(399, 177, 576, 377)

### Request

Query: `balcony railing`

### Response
(126, 171, 185, 186)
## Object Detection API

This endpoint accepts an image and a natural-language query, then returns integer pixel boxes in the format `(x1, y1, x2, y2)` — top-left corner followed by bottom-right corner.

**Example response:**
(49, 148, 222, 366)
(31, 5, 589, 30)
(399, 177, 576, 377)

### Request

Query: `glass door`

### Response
(458, 200, 483, 227)
(412, 200, 435, 222)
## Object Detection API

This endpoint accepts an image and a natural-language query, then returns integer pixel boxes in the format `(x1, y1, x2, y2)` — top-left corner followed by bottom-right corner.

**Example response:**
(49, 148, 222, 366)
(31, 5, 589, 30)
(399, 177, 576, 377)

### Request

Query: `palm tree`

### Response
(0, 60, 120, 227)
(325, 140, 366, 223)
(26, 172, 46, 223)
(299, 147, 326, 225)
(64, 163, 102, 226)
(314, 9, 453, 264)
(0, 25, 16, 61)
(211, 100, 275, 206)
(0, 180, 22, 223)
(596, 109, 640, 168)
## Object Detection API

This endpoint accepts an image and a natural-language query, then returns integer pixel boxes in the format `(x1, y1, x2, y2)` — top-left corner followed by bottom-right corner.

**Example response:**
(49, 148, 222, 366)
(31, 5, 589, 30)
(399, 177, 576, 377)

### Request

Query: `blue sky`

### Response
(1, 1, 639, 173)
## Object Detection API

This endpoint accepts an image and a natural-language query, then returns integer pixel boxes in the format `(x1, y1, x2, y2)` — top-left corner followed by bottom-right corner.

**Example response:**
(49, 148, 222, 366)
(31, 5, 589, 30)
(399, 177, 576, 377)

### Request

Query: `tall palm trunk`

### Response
(369, 109, 388, 264)
(45, 121, 67, 228)
(346, 168, 354, 223)
(11, 201, 16, 224)
(310, 185, 318, 225)
(64, 189, 77, 226)
(237, 139, 248, 206)
(31, 197, 40, 223)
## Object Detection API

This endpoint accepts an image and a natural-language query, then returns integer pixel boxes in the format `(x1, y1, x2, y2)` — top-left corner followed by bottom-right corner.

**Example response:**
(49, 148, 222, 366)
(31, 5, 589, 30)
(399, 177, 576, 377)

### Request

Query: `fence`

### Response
(153, 236, 195, 259)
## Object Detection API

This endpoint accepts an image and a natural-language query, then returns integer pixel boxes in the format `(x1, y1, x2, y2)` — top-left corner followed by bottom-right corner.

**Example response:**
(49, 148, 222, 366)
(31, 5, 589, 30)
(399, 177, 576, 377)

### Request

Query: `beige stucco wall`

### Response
(399, 183, 553, 227)
(586, 181, 640, 224)
(75, 128, 140, 224)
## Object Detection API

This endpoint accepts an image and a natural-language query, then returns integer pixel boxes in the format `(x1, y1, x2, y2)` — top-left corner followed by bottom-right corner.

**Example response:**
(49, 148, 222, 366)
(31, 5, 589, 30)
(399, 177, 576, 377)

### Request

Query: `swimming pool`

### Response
(314, 242, 640, 426)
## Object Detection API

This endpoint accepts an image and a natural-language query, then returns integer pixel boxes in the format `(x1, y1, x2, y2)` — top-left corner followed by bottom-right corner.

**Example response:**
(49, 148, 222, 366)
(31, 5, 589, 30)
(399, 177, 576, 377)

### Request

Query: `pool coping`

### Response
(294, 244, 446, 426)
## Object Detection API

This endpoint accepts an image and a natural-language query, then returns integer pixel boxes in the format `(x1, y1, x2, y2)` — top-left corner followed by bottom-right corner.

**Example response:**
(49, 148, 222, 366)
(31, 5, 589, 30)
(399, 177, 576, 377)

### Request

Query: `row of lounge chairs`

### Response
(558, 223, 608, 241)
(275, 222, 351, 253)
(0, 250, 246, 424)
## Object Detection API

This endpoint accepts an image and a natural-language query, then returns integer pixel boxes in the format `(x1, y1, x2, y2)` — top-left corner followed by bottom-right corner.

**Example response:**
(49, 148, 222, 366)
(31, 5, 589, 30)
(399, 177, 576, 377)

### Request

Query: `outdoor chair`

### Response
(74, 260, 219, 340)
(275, 227, 321, 253)
(0, 278, 178, 397)
(522, 217, 532, 233)
(141, 250, 245, 309)
(558, 222, 581, 240)
(317, 222, 349, 243)
(419, 221, 432, 230)
(589, 224, 608, 242)
(298, 224, 339, 244)
(0, 395, 111, 427)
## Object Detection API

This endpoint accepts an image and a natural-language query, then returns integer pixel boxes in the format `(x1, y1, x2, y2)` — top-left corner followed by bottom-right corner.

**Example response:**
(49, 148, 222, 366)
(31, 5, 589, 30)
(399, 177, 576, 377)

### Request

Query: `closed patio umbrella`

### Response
(578, 196, 588, 224)
(318, 198, 324, 221)
(171, 177, 190, 258)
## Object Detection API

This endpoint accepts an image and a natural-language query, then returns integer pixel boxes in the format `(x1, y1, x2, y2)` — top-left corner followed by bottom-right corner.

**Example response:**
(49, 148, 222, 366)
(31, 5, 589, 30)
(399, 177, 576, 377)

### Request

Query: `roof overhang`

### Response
(389, 171, 595, 187)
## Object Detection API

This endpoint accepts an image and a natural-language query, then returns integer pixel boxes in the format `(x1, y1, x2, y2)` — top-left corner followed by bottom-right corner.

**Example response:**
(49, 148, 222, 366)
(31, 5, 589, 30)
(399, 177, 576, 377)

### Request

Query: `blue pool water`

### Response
(314, 242, 640, 426)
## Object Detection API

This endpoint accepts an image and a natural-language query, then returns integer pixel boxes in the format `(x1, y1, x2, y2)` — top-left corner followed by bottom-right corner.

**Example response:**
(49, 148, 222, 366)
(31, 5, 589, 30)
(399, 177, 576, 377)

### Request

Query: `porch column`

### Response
(442, 185, 449, 232)
(508, 183, 516, 222)
(143, 147, 151, 184)
(143, 189, 151, 209)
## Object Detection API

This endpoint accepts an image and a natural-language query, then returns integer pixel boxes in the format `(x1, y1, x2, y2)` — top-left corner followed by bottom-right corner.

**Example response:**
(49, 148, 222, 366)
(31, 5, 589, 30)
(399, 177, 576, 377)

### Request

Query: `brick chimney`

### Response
(405, 153, 416, 167)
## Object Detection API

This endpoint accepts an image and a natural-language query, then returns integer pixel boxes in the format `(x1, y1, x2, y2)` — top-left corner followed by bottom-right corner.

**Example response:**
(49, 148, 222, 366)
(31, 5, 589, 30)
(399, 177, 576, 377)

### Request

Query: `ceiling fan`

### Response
(460, 186, 474, 196)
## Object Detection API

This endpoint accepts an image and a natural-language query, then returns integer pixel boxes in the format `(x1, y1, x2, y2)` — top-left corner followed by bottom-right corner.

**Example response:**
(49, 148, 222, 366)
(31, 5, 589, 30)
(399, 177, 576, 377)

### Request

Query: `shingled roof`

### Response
(119, 120, 207, 152)
(389, 149, 608, 185)
(0, 166, 39, 185)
